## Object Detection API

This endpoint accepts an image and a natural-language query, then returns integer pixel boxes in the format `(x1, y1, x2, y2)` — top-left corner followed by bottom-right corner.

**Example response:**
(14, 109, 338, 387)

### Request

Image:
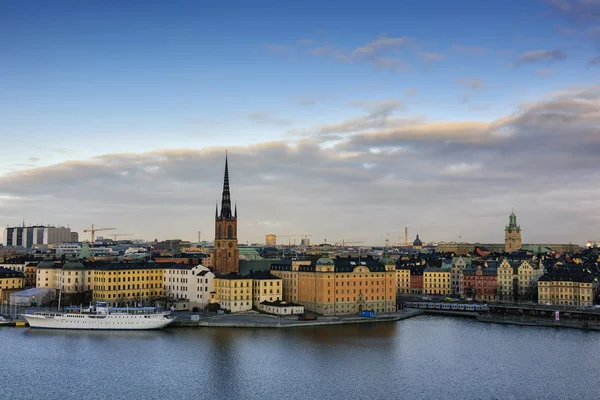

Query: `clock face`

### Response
(228, 242, 233, 248)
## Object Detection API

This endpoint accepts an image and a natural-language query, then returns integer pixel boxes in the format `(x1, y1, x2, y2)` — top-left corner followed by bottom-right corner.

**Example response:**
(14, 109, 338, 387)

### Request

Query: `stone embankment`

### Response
(170, 308, 424, 328)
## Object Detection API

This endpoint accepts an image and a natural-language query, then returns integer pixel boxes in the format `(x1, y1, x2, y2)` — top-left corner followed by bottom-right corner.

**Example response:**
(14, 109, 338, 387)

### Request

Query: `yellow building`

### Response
(270, 251, 397, 315)
(517, 260, 543, 300)
(36, 258, 59, 289)
(0, 267, 25, 303)
(265, 234, 276, 247)
(250, 271, 282, 308)
(212, 273, 252, 313)
(497, 259, 517, 301)
(92, 262, 164, 306)
(423, 268, 451, 296)
(395, 267, 411, 295)
(538, 271, 596, 307)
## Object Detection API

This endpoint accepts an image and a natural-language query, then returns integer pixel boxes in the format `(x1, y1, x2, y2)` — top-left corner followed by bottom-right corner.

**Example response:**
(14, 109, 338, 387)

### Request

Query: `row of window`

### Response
(94, 284, 157, 291)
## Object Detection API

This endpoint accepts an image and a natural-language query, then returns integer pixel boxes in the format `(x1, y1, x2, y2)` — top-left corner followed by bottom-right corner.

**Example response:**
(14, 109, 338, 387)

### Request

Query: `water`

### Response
(3, 316, 600, 400)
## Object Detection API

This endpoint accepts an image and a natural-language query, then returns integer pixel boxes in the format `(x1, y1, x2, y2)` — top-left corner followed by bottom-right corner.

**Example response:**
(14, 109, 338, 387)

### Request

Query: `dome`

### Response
(413, 234, 423, 247)
(63, 259, 85, 270)
(379, 251, 394, 266)
(37, 258, 56, 269)
(316, 256, 335, 266)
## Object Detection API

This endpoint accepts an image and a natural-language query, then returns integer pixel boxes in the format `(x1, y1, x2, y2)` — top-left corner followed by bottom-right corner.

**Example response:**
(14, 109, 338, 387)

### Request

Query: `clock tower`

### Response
(504, 209, 522, 253)
(214, 153, 239, 275)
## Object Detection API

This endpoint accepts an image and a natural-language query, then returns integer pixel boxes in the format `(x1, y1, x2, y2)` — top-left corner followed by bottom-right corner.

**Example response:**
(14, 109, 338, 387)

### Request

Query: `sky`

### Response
(1, 0, 600, 245)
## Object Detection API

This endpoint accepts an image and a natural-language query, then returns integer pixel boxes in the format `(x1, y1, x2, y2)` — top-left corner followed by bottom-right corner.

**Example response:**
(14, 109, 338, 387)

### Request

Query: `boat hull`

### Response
(23, 313, 174, 330)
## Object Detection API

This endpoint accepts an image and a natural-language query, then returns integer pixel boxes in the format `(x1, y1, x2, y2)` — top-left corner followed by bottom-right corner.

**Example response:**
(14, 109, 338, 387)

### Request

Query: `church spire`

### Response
(219, 152, 232, 219)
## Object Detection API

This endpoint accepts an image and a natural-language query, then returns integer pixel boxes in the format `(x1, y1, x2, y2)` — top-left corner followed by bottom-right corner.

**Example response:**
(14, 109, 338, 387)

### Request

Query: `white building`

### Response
(259, 300, 304, 316)
(3, 226, 71, 248)
(163, 264, 214, 310)
(54, 244, 115, 257)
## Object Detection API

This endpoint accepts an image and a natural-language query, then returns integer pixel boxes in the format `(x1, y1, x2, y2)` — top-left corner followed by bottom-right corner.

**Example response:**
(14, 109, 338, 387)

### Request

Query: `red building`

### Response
(463, 264, 498, 301)
(410, 265, 425, 295)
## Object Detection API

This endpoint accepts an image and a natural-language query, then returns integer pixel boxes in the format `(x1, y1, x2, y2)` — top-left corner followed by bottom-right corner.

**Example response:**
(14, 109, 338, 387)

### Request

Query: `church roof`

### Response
(413, 234, 423, 246)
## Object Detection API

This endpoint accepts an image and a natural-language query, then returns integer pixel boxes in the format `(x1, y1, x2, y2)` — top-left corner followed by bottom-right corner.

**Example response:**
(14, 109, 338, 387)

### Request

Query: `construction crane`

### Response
(109, 234, 132, 241)
(83, 224, 116, 247)
(275, 234, 297, 247)
(299, 234, 312, 246)
(335, 239, 364, 247)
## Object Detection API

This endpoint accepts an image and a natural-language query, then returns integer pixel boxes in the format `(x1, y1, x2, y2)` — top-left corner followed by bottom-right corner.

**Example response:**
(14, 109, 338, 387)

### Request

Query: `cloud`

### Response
(457, 78, 484, 90)
(405, 88, 419, 97)
(517, 49, 566, 64)
(260, 43, 294, 56)
(554, 24, 581, 36)
(266, 34, 415, 71)
(293, 97, 320, 106)
(371, 57, 410, 71)
(547, 0, 600, 21)
(246, 111, 293, 126)
(452, 45, 487, 54)
(535, 69, 554, 76)
(420, 52, 446, 62)
(349, 35, 415, 60)
(588, 56, 600, 65)
(318, 99, 407, 134)
(2, 87, 600, 244)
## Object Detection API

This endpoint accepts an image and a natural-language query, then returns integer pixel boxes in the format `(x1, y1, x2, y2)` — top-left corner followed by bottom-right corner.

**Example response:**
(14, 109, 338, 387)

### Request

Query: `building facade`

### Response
(517, 260, 543, 301)
(270, 252, 397, 316)
(92, 262, 164, 306)
(164, 264, 214, 310)
(258, 300, 304, 316)
(423, 268, 451, 296)
(212, 273, 252, 313)
(463, 264, 498, 301)
(0, 267, 25, 303)
(538, 271, 596, 307)
(266, 234, 276, 247)
(497, 259, 518, 301)
(3, 226, 71, 248)
(451, 256, 470, 297)
(214, 155, 239, 275)
(395, 266, 411, 295)
(251, 271, 282, 308)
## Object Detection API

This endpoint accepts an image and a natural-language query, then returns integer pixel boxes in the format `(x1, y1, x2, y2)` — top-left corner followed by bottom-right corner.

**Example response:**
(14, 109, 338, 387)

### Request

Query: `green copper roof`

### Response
(37, 258, 56, 269)
(316, 244, 335, 266)
(63, 259, 85, 270)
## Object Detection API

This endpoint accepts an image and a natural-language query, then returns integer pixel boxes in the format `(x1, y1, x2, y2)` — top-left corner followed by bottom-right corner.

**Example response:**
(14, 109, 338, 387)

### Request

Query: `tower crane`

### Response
(335, 239, 365, 247)
(275, 234, 297, 247)
(83, 224, 116, 247)
(109, 234, 132, 241)
(299, 234, 312, 246)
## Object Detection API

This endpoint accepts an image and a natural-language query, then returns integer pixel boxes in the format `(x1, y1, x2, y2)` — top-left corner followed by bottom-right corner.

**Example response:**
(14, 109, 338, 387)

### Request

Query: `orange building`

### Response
(270, 250, 397, 315)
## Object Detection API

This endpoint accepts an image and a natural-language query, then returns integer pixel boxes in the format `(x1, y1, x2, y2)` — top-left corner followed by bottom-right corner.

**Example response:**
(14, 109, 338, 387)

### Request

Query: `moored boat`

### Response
(22, 302, 175, 330)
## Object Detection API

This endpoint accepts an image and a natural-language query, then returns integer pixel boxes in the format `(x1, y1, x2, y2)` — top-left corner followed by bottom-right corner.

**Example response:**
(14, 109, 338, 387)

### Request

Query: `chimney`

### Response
(405, 227, 408, 245)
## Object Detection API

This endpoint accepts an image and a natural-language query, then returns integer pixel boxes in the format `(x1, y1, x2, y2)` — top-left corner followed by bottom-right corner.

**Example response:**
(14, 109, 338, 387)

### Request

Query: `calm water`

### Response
(3, 316, 600, 400)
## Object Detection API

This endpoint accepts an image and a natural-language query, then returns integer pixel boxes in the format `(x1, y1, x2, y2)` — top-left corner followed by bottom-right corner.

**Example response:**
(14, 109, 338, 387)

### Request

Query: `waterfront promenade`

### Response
(170, 308, 424, 328)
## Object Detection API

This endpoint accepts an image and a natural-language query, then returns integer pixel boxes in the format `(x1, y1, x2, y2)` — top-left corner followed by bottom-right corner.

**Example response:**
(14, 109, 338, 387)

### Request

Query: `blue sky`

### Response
(1, 0, 599, 244)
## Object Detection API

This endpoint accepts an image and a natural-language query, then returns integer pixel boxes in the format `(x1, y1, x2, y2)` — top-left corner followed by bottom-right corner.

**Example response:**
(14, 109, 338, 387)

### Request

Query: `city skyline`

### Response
(1, 0, 599, 244)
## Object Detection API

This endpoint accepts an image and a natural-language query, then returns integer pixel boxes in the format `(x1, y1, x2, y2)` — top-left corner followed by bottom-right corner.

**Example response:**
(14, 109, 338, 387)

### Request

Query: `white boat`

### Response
(22, 302, 175, 330)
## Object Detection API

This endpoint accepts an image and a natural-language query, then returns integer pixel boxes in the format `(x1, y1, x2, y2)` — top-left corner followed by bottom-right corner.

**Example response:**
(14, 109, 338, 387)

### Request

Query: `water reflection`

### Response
(2, 317, 600, 400)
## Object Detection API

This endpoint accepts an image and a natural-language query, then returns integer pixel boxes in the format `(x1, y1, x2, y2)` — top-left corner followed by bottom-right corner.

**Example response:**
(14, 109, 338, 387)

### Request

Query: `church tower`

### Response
(504, 209, 522, 253)
(214, 153, 239, 275)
